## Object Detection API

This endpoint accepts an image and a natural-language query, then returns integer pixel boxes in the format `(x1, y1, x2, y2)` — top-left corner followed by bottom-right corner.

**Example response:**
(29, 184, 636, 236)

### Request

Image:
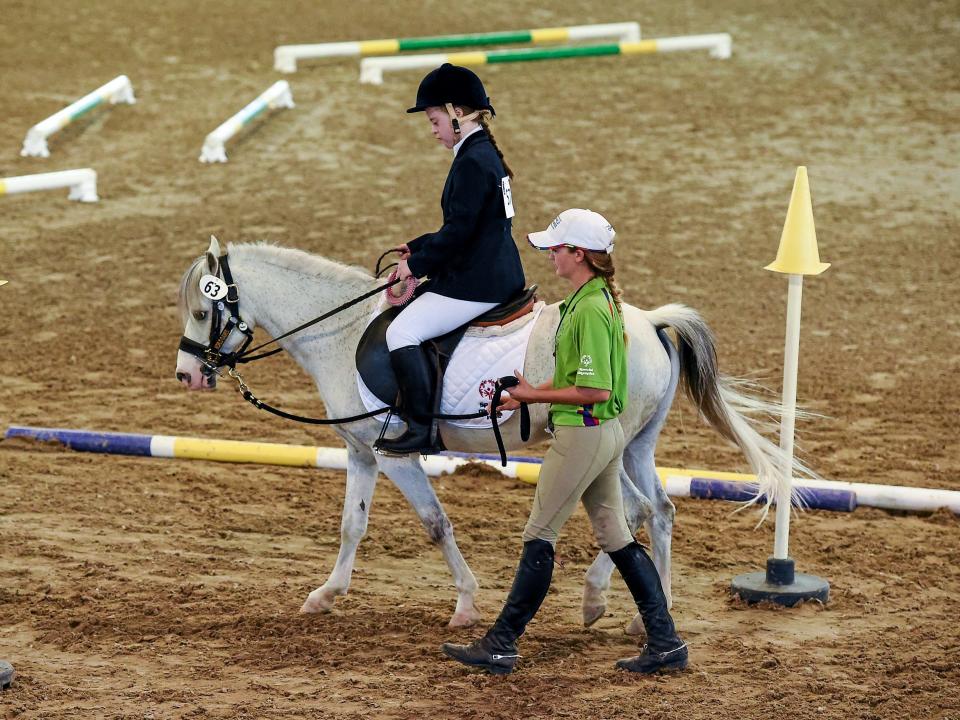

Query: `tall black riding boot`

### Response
(608, 541, 688, 674)
(441, 539, 554, 674)
(374, 345, 437, 455)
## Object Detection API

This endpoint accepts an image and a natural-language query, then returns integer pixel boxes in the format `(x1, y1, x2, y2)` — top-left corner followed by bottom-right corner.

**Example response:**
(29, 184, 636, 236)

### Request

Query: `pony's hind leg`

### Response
(301, 441, 379, 614)
(621, 434, 676, 635)
(582, 468, 653, 627)
(376, 455, 481, 628)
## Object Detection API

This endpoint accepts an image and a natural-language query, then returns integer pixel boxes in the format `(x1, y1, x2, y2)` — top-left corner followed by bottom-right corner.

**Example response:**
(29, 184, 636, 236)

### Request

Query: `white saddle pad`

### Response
(357, 302, 544, 429)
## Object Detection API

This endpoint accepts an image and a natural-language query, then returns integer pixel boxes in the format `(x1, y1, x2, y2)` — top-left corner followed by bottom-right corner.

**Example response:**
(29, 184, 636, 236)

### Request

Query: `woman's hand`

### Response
(504, 370, 538, 403)
(491, 371, 535, 416)
(507, 370, 537, 402)
(397, 258, 413, 280)
(396, 243, 412, 260)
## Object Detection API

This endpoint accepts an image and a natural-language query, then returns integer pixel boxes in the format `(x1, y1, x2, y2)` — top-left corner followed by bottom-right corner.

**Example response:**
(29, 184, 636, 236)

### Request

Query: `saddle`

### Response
(356, 285, 538, 412)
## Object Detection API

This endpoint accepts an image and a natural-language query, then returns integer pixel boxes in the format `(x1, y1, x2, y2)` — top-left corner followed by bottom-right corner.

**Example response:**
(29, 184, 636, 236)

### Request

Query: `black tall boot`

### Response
(441, 539, 554, 674)
(608, 541, 688, 674)
(374, 345, 437, 455)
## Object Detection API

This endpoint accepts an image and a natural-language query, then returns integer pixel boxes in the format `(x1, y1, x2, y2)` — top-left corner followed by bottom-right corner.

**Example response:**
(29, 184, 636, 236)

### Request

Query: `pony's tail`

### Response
(644, 303, 819, 518)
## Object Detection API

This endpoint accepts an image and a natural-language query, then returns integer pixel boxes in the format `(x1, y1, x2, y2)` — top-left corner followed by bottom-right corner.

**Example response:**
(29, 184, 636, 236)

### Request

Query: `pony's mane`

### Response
(227, 242, 373, 282)
(177, 242, 373, 321)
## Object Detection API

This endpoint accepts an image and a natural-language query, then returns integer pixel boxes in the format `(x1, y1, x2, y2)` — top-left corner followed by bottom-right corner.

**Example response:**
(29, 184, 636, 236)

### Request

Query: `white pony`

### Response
(176, 238, 793, 632)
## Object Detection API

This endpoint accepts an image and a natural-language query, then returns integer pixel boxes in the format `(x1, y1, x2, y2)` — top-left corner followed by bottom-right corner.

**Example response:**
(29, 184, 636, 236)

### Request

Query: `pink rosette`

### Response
(385, 269, 417, 306)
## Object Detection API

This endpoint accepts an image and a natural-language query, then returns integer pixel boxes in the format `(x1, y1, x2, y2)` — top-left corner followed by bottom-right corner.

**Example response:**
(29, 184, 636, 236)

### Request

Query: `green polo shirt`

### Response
(550, 276, 628, 427)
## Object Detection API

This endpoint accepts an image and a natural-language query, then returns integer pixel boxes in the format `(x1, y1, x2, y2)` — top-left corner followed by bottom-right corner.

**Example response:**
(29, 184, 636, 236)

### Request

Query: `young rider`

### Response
(376, 63, 525, 455)
(441, 209, 688, 675)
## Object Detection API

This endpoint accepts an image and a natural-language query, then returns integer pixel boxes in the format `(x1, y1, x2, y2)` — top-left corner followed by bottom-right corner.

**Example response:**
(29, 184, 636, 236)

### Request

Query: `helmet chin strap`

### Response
(444, 103, 480, 136)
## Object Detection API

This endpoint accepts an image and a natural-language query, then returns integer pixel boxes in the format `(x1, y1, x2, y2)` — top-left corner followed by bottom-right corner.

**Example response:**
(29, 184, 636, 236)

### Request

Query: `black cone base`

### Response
(731, 557, 829, 607)
(0, 660, 14, 690)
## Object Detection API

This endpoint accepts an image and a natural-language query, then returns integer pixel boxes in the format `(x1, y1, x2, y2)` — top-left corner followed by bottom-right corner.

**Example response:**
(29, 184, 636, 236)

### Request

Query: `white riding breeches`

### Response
(385, 292, 498, 351)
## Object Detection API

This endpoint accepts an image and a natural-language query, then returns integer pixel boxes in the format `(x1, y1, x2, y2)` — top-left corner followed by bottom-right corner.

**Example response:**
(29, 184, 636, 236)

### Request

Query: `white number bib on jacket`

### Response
(501, 177, 515, 219)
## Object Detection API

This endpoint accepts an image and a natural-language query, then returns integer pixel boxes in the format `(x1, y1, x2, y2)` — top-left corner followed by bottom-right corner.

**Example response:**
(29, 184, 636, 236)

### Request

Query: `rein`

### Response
(178, 251, 530, 464)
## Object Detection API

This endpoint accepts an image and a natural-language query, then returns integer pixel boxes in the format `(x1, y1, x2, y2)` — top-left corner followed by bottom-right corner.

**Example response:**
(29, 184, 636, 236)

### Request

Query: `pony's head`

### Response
(175, 235, 256, 390)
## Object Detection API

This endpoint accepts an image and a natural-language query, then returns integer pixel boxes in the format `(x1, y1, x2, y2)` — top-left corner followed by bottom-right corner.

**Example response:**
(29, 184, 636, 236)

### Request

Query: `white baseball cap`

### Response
(527, 209, 616, 254)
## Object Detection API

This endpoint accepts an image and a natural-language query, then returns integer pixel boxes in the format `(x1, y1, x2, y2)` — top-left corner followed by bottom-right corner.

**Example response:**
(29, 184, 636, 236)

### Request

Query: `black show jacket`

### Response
(406, 130, 525, 303)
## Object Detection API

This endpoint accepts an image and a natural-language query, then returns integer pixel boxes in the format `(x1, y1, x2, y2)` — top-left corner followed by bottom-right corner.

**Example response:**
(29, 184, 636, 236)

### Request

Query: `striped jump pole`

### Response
(359, 33, 732, 85)
(10, 426, 960, 516)
(0, 169, 98, 203)
(199, 80, 294, 164)
(274, 22, 641, 73)
(21, 75, 135, 158)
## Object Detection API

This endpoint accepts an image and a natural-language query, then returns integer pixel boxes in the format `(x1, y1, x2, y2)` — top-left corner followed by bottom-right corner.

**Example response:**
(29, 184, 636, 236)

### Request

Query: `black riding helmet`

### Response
(406, 63, 495, 116)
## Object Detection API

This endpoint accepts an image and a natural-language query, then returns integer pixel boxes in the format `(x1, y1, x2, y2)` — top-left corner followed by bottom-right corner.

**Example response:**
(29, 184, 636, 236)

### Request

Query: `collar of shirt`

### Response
(452, 125, 483, 157)
(558, 276, 607, 313)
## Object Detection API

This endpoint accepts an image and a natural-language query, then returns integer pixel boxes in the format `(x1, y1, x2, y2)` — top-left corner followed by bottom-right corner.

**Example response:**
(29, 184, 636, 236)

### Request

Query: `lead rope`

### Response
(228, 367, 528, 464)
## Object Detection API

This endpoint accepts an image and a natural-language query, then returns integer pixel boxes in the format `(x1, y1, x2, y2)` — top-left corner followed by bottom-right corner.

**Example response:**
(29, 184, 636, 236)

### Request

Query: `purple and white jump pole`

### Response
(731, 167, 832, 606)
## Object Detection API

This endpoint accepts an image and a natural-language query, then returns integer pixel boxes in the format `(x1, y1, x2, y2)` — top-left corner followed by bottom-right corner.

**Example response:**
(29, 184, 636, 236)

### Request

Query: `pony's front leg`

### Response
(301, 443, 378, 614)
(377, 455, 481, 628)
(582, 468, 653, 627)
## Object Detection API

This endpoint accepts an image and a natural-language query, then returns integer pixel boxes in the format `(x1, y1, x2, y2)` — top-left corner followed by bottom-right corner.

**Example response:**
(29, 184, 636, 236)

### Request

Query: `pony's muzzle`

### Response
(176, 371, 216, 390)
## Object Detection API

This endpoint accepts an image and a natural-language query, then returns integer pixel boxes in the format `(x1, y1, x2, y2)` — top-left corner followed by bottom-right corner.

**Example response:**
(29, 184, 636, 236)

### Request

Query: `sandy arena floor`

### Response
(1, 1, 958, 718)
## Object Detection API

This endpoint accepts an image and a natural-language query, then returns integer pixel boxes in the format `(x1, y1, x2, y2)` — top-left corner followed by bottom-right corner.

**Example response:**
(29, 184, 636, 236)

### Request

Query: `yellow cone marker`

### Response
(0, 280, 7, 287)
(765, 166, 830, 275)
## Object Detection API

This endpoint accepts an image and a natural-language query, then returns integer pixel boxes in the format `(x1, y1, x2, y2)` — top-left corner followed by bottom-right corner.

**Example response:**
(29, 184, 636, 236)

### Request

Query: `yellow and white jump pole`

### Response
(274, 22, 641, 72)
(731, 167, 831, 606)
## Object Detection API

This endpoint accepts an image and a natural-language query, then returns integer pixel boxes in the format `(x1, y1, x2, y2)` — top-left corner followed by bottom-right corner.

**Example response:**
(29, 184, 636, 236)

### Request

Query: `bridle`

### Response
(178, 255, 257, 375)
(178, 252, 402, 375)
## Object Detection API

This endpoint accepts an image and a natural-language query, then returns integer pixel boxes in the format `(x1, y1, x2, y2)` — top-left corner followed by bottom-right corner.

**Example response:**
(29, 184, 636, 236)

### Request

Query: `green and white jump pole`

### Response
(21, 75, 135, 158)
(731, 167, 832, 607)
(199, 80, 294, 164)
(274, 22, 641, 72)
(359, 34, 732, 84)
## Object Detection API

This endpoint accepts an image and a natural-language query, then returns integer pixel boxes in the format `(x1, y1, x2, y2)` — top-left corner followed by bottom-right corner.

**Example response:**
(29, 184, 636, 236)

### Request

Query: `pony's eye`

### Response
(193, 310, 207, 321)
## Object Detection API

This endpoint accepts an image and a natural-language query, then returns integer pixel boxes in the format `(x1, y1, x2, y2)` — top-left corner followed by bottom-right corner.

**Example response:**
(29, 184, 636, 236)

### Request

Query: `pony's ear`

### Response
(205, 235, 221, 274)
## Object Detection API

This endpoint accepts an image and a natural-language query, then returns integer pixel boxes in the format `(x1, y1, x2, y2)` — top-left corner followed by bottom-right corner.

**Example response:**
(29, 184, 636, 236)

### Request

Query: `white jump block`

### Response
(199, 80, 295, 163)
(0, 169, 99, 203)
(21, 75, 135, 158)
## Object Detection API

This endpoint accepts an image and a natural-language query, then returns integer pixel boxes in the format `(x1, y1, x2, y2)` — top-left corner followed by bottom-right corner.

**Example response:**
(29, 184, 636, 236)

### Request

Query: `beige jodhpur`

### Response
(522, 419, 634, 552)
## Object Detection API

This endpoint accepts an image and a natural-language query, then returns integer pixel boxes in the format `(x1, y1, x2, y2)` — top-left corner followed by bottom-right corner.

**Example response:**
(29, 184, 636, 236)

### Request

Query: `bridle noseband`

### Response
(178, 254, 254, 374)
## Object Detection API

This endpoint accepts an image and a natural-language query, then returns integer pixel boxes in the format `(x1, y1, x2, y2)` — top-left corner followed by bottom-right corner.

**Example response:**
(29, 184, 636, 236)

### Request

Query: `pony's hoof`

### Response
(449, 607, 482, 628)
(300, 588, 337, 614)
(582, 603, 606, 627)
(582, 587, 607, 627)
(625, 612, 646, 637)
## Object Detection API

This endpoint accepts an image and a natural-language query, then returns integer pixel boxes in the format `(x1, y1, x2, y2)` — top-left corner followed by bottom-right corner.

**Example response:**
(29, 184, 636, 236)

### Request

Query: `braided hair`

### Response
(458, 107, 513, 179)
(582, 250, 624, 314)
(583, 249, 628, 345)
